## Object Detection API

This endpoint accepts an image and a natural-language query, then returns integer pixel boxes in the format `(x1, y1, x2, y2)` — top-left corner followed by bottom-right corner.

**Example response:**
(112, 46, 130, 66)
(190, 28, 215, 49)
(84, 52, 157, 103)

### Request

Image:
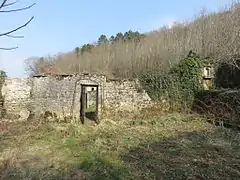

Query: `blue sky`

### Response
(0, 0, 232, 77)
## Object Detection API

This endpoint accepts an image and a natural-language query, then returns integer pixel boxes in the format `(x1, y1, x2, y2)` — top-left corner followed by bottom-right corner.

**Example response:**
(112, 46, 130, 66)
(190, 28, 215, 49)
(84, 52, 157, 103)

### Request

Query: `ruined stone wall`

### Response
(2, 78, 32, 116)
(104, 79, 151, 112)
(1, 74, 151, 120)
(1, 74, 105, 120)
(31, 74, 105, 120)
(30, 76, 80, 119)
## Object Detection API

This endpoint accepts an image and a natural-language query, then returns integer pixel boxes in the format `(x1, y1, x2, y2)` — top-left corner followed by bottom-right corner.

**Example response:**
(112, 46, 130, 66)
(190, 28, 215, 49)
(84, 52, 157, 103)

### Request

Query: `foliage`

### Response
(114, 32, 124, 42)
(27, 3, 240, 78)
(97, 34, 108, 45)
(215, 59, 240, 89)
(193, 89, 240, 126)
(0, 70, 7, 77)
(0, 70, 7, 119)
(109, 35, 115, 45)
(139, 51, 206, 110)
(29, 29, 146, 73)
(169, 50, 205, 95)
(139, 71, 172, 100)
(123, 30, 143, 42)
(81, 43, 94, 54)
(75, 47, 80, 57)
(77, 31, 145, 56)
(97, 30, 143, 45)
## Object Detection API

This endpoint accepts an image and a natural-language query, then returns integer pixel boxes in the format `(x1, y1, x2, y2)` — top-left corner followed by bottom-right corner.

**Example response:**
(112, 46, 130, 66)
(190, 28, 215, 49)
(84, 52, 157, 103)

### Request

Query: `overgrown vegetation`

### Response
(139, 50, 206, 111)
(0, 70, 6, 119)
(193, 89, 240, 127)
(26, 2, 240, 116)
(1, 2, 239, 179)
(1, 114, 239, 179)
(215, 61, 240, 89)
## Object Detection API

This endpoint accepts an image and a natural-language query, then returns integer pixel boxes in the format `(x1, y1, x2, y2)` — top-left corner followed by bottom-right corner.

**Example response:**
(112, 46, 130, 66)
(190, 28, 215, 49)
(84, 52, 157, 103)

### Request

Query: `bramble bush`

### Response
(139, 51, 206, 111)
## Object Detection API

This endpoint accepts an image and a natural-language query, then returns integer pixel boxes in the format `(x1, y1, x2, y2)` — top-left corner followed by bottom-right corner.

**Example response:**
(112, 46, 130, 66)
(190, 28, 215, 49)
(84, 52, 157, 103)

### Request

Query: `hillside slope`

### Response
(29, 3, 239, 79)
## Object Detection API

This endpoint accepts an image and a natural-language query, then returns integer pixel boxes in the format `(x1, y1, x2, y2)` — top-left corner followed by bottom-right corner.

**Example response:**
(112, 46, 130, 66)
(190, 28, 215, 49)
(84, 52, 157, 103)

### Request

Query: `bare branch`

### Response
(0, 2, 36, 12)
(0, 0, 7, 9)
(0, 46, 18, 50)
(0, 1, 35, 50)
(0, 16, 34, 36)
(1, 0, 19, 8)
(5, 34, 24, 38)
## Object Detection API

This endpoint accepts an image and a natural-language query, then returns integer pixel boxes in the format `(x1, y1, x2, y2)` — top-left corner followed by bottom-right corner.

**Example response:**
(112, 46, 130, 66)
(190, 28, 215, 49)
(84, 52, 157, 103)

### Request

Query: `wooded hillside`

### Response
(29, 3, 239, 79)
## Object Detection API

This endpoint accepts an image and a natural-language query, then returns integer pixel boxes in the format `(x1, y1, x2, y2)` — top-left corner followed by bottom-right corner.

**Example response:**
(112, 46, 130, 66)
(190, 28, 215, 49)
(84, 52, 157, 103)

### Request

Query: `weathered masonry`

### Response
(1, 73, 151, 122)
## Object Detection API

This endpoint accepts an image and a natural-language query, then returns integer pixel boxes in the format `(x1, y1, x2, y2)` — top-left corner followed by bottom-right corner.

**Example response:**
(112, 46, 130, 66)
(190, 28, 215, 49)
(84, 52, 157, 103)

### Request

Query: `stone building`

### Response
(1, 73, 151, 122)
(201, 63, 215, 90)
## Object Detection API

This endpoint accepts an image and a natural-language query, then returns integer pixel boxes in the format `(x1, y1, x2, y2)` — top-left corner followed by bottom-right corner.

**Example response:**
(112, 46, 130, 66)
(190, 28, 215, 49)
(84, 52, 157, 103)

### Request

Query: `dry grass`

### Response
(0, 113, 239, 179)
(30, 2, 240, 78)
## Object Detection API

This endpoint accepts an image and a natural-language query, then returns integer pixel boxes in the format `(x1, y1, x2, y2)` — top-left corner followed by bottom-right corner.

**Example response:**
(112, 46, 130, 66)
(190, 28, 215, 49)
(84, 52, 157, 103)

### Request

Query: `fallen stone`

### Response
(18, 109, 30, 121)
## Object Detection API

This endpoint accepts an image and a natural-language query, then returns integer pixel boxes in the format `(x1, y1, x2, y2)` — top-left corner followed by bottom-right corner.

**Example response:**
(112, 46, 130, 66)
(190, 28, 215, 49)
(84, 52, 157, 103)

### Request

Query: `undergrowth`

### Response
(0, 113, 239, 180)
(0, 71, 6, 119)
(139, 50, 207, 111)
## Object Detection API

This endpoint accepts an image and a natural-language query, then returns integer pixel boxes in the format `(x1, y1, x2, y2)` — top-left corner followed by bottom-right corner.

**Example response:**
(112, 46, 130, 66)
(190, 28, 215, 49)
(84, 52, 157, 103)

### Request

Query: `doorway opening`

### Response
(80, 84, 99, 124)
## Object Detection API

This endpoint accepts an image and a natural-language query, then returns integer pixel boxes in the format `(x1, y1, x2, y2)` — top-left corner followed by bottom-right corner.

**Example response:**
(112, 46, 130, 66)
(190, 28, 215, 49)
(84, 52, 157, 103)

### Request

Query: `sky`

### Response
(0, 0, 232, 77)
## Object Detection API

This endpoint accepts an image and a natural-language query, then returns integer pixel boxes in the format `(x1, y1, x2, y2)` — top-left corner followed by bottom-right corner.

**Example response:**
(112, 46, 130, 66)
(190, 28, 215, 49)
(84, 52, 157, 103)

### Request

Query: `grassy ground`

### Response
(85, 105, 97, 122)
(0, 113, 240, 180)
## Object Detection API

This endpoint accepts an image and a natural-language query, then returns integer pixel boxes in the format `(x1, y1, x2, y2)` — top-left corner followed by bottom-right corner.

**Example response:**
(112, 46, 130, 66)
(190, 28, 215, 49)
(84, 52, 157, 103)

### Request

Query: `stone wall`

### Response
(2, 78, 32, 116)
(30, 76, 80, 119)
(30, 74, 106, 120)
(1, 74, 151, 120)
(104, 79, 151, 112)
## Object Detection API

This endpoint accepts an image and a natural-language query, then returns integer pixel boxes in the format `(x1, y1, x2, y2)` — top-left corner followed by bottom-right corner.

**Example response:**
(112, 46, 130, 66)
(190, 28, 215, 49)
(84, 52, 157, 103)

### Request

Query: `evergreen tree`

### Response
(115, 32, 124, 42)
(97, 34, 108, 45)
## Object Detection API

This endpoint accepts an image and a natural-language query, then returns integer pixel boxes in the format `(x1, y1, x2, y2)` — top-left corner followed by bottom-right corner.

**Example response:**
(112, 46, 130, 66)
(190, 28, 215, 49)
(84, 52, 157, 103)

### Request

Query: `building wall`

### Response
(104, 79, 151, 112)
(1, 74, 151, 120)
(30, 76, 80, 119)
(2, 78, 32, 116)
(30, 74, 105, 120)
(201, 66, 215, 90)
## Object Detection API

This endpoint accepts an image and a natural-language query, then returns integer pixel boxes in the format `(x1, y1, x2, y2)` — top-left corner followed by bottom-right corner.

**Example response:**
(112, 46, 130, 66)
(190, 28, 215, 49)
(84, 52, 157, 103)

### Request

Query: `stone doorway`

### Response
(80, 84, 99, 124)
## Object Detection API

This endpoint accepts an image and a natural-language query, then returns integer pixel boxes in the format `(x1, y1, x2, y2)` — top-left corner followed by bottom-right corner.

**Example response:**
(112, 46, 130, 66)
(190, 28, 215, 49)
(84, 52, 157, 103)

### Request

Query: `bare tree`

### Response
(0, 0, 35, 50)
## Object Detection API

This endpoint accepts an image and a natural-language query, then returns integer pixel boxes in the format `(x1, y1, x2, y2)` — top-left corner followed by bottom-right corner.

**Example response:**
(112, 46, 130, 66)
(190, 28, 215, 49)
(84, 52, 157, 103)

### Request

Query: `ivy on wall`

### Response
(139, 50, 207, 110)
(170, 50, 205, 95)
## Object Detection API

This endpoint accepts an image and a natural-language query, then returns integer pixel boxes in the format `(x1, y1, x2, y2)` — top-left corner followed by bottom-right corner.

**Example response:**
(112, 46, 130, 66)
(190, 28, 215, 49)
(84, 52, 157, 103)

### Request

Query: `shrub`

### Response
(139, 51, 206, 111)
